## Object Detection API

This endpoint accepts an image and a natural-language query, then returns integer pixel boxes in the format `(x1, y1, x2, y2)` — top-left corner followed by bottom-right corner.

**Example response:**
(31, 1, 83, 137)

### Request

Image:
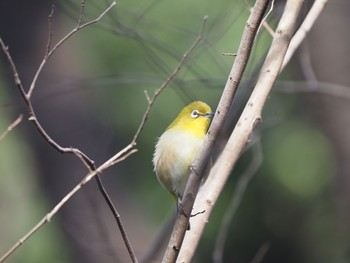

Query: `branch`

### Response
(250, 242, 270, 263)
(0, 1, 141, 262)
(0, 6, 206, 263)
(213, 142, 263, 263)
(177, 1, 304, 262)
(281, 0, 328, 71)
(45, 5, 55, 56)
(131, 15, 208, 145)
(0, 144, 137, 263)
(27, 0, 117, 98)
(0, 1, 117, 170)
(161, 0, 271, 262)
(276, 80, 350, 100)
(0, 114, 23, 141)
(242, 0, 275, 37)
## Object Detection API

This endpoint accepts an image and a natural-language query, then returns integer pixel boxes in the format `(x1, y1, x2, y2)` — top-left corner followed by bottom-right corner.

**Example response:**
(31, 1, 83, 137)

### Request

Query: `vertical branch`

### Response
(161, 0, 271, 262)
(78, 0, 86, 27)
(46, 5, 55, 56)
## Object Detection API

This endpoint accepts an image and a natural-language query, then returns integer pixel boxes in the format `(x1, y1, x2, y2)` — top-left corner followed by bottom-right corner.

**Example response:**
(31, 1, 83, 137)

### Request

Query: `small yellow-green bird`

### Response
(153, 101, 214, 211)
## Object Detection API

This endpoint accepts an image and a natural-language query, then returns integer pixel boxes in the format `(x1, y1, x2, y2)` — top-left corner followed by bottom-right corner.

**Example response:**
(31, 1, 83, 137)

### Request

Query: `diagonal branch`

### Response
(0, 114, 23, 141)
(161, 0, 271, 262)
(0, 144, 137, 263)
(27, 0, 117, 98)
(281, 0, 328, 71)
(131, 15, 208, 145)
(0, 1, 139, 262)
(0, 1, 117, 170)
(0, 6, 207, 263)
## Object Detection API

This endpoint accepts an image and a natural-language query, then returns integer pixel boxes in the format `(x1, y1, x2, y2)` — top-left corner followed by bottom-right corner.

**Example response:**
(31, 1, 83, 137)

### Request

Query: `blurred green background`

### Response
(1, 0, 350, 262)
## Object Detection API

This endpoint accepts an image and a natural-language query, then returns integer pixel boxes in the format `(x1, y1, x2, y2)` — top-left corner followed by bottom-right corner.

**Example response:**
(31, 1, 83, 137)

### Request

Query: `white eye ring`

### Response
(191, 110, 200, 118)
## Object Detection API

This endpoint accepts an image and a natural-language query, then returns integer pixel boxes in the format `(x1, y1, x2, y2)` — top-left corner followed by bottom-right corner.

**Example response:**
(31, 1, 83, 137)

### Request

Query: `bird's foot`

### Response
(176, 203, 191, 230)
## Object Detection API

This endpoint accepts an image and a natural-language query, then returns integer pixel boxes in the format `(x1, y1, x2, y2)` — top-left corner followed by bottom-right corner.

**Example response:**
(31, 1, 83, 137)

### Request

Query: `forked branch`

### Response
(162, 0, 271, 262)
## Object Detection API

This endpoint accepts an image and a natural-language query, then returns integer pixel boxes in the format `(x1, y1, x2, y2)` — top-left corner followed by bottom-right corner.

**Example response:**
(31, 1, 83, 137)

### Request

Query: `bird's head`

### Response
(166, 101, 214, 137)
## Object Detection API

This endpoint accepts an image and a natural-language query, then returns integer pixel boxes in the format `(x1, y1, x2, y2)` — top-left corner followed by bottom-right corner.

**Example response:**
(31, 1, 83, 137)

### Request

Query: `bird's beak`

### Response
(203, 112, 214, 118)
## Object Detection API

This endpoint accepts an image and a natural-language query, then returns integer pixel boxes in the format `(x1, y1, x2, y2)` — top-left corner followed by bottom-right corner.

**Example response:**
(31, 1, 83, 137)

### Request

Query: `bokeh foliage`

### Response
(1, 0, 348, 262)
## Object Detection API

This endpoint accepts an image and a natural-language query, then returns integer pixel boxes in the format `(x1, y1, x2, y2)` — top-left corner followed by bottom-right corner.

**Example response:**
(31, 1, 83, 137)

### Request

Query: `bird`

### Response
(153, 101, 214, 218)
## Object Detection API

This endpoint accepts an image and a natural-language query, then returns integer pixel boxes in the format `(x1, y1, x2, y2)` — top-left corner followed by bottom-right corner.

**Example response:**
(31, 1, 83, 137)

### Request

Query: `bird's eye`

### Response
(191, 110, 199, 118)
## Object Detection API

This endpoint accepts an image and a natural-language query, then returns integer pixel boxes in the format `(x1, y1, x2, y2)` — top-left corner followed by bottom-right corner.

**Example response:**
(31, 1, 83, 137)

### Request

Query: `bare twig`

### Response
(258, 0, 274, 36)
(131, 15, 208, 145)
(161, 1, 271, 262)
(77, 0, 86, 27)
(177, 1, 304, 262)
(0, 1, 140, 262)
(0, 145, 137, 263)
(250, 242, 270, 263)
(1, 33, 96, 200)
(0, 1, 117, 169)
(0, 3, 206, 262)
(222, 52, 238, 56)
(276, 80, 350, 100)
(0, 114, 23, 141)
(242, 0, 275, 37)
(281, 0, 329, 71)
(213, 141, 263, 263)
(95, 158, 139, 263)
(27, 0, 117, 99)
(144, 90, 151, 104)
(1, 25, 130, 262)
(46, 5, 55, 56)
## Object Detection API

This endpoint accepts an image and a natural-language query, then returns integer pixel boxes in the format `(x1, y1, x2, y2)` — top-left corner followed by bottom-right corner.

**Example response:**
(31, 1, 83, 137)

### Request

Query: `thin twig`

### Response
(0, 4, 206, 262)
(213, 142, 263, 263)
(276, 80, 350, 100)
(131, 15, 208, 144)
(242, 0, 275, 37)
(0, 145, 137, 263)
(0, 0, 116, 169)
(77, 0, 86, 27)
(222, 52, 238, 56)
(94, 166, 138, 263)
(144, 90, 151, 104)
(250, 242, 270, 263)
(46, 5, 55, 56)
(281, 0, 329, 71)
(0, 37, 94, 169)
(162, 0, 271, 262)
(0, 1, 141, 262)
(0, 114, 23, 141)
(258, 0, 274, 36)
(27, 0, 117, 99)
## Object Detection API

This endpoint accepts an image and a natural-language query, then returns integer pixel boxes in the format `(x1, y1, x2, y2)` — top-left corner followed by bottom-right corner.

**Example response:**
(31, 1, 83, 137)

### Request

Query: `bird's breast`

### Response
(153, 129, 205, 197)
